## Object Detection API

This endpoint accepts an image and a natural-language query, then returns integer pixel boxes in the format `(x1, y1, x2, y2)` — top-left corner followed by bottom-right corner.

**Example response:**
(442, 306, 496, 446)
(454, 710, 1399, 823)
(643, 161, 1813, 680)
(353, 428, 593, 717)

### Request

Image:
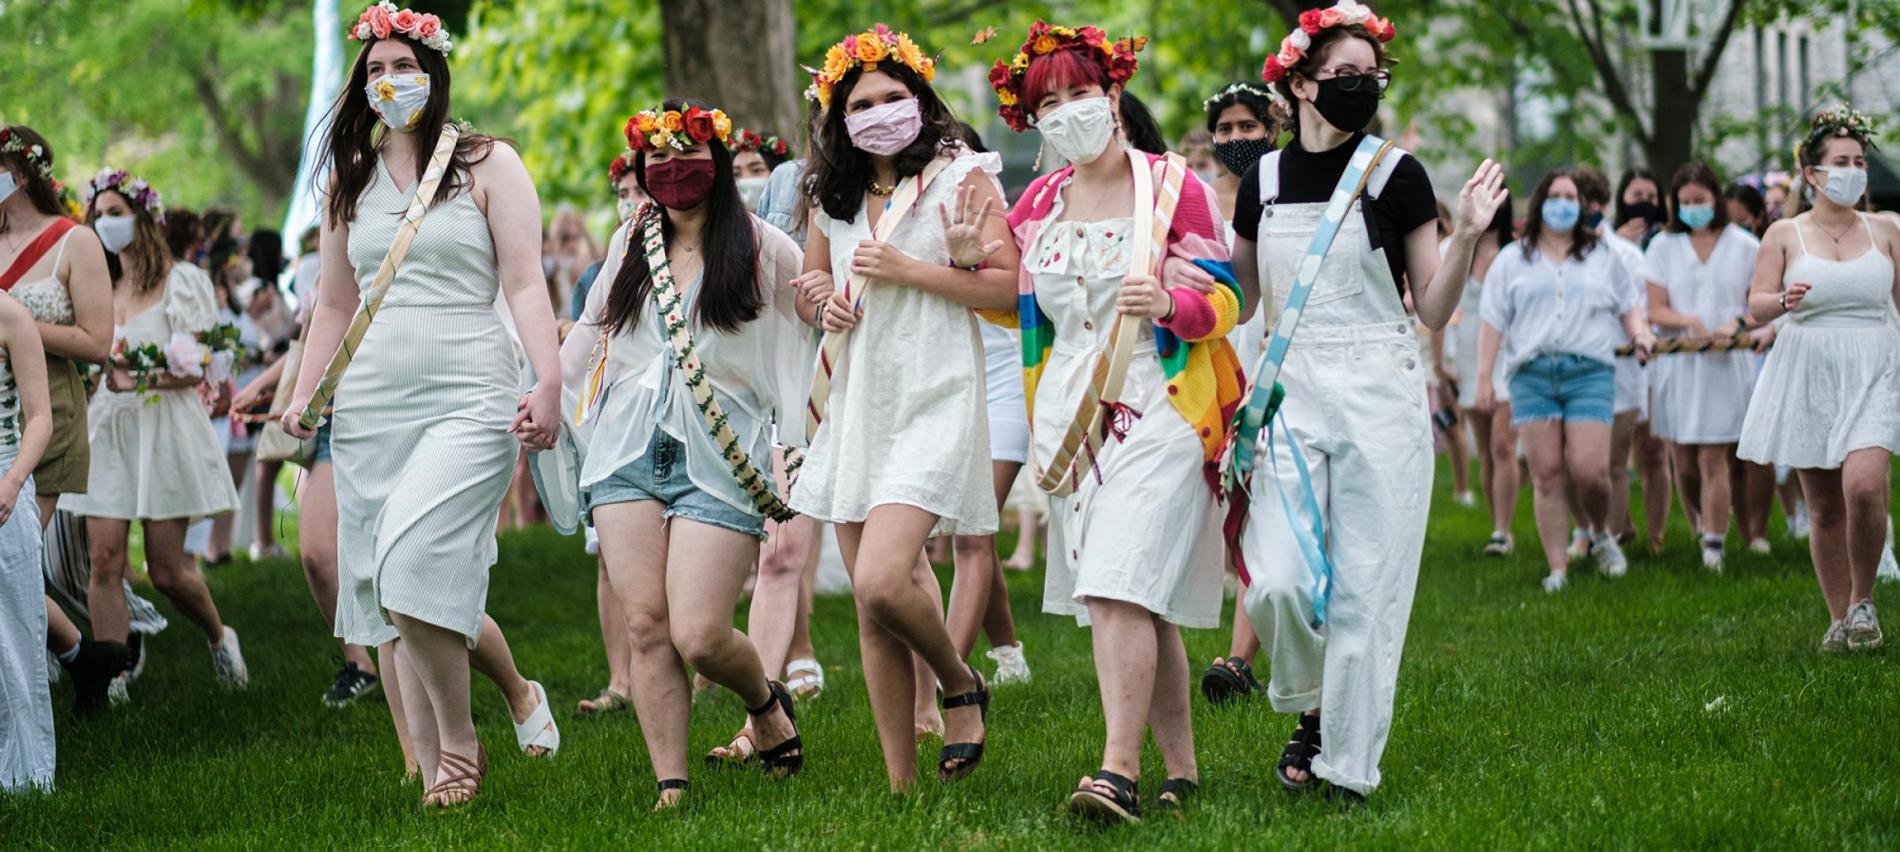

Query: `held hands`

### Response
(940, 184, 1005, 269)
(1713, 319, 1742, 339)
(820, 291, 861, 333)
(1161, 256, 1218, 295)
(1781, 281, 1811, 313)
(1117, 273, 1173, 320)
(1452, 159, 1509, 238)
(509, 382, 560, 452)
(1683, 317, 1711, 340)
(851, 240, 917, 284)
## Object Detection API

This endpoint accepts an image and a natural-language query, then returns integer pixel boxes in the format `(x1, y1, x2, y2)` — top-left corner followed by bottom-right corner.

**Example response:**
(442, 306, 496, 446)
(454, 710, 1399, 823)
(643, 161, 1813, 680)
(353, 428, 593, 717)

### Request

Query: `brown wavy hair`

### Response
(87, 189, 172, 294)
(0, 125, 65, 221)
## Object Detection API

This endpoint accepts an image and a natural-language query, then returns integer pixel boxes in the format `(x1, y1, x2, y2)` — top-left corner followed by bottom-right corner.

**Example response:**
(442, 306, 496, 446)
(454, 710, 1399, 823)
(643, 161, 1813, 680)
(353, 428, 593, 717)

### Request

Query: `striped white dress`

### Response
(0, 334, 55, 792)
(332, 158, 520, 648)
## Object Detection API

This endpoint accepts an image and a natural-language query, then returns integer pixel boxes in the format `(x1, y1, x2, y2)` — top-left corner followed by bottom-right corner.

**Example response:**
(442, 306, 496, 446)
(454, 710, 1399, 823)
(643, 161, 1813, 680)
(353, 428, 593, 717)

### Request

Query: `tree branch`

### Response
(188, 59, 276, 191)
(1691, 0, 1747, 102)
(1564, 0, 1652, 148)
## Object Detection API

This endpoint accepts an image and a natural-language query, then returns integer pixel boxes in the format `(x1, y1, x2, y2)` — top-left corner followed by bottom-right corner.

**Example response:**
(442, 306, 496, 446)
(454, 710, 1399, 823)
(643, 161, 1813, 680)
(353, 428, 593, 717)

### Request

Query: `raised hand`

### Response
(940, 184, 1005, 269)
(1454, 159, 1508, 237)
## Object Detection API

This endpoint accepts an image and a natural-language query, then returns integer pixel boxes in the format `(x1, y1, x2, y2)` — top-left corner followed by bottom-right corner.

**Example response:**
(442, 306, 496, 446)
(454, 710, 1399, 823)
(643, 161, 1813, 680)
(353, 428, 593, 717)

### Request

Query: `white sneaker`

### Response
(1565, 530, 1593, 563)
(1700, 534, 1725, 573)
(1542, 572, 1568, 593)
(248, 543, 286, 561)
(211, 627, 250, 689)
(1747, 538, 1772, 555)
(1788, 505, 1810, 540)
(987, 642, 1032, 685)
(1591, 531, 1627, 578)
(1820, 619, 1849, 653)
(1484, 533, 1514, 556)
(1845, 599, 1884, 651)
(1879, 517, 1899, 582)
(108, 673, 131, 705)
(1453, 490, 1476, 508)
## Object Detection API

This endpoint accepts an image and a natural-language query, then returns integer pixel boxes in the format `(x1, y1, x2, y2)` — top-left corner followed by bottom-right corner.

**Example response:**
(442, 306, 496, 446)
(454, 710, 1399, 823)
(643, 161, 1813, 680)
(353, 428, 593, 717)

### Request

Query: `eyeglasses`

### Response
(1316, 69, 1390, 96)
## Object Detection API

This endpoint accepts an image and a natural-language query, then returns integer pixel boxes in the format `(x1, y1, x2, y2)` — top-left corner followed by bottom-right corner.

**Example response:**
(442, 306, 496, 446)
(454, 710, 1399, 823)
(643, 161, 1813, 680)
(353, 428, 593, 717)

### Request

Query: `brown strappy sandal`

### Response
(421, 746, 488, 810)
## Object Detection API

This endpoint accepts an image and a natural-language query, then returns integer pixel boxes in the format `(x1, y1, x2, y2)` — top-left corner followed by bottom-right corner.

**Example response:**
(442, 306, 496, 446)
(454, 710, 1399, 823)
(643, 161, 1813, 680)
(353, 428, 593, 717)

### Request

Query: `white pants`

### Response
(0, 461, 55, 793)
(1240, 325, 1433, 795)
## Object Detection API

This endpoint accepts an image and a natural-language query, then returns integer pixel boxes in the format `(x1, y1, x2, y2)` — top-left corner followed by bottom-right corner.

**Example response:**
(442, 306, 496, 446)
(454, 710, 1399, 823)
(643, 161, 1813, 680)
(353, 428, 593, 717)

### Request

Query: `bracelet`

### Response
(1778, 292, 1789, 311)
(951, 259, 986, 273)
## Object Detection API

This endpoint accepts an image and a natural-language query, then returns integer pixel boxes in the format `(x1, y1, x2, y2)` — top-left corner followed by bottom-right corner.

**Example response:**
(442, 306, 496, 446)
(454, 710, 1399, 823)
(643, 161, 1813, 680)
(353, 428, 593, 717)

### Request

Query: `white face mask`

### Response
(95, 215, 137, 254)
(1036, 96, 1117, 166)
(736, 176, 769, 212)
(616, 197, 638, 223)
(365, 73, 432, 133)
(0, 171, 16, 207)
(1817, 166, 1868, 208)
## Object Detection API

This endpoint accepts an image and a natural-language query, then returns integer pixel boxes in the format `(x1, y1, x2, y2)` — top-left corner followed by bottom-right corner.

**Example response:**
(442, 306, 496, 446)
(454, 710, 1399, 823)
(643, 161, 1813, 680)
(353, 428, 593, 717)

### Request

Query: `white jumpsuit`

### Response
(1239, 150, 1434, 796)
(0, 343, 55, 792)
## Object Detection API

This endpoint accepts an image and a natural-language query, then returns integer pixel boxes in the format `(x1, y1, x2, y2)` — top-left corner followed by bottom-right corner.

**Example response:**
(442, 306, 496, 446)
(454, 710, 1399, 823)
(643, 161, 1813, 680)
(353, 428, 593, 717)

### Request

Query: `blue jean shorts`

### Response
(312, 419, 334, 465)
(1509, 352, 1615, 427)
(583, 430, 766, 540)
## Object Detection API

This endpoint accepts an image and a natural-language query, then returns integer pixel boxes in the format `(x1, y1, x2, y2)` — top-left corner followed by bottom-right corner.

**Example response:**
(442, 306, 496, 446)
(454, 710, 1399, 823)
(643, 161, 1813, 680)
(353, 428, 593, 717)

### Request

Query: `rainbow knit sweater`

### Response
(979, 154, 1247, 490)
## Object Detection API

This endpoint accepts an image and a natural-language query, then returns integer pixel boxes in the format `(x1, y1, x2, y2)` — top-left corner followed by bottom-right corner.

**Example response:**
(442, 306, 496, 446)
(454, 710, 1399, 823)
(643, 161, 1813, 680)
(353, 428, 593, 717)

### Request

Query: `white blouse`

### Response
(1644, 225, 1760, 337)
(559, 214, 808, 517)
(1480, 240, 1641, 376)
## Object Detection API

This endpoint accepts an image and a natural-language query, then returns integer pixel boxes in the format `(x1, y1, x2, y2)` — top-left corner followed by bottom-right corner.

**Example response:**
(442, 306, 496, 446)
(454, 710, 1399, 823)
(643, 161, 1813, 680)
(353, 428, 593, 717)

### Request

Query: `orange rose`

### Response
(856, 34, 887, 62)
(660, 111, 684, 133)
(1033, 34, 1059, 54)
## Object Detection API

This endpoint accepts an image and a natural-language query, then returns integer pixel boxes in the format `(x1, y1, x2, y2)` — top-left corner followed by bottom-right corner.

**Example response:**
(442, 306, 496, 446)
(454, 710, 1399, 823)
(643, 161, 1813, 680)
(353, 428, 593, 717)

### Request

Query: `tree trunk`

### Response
(660, 0, 802, 142)
(1646, 47, 1696, 183)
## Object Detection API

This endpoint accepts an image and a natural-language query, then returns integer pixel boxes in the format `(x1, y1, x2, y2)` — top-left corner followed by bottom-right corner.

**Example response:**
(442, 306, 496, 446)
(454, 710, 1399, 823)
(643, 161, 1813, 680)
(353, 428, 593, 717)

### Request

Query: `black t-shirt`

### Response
(1232, 133, 1439, 294)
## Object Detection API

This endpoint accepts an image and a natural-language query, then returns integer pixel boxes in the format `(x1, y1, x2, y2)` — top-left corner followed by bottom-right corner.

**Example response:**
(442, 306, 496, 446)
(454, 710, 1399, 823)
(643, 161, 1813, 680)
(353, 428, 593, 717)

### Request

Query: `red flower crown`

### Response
(989, 22, 1145, 133)
(1261, 0, 1395, 84)
(732, 130, 791, 159)
(608, 151, 635, 185)
(623, 104, 734, 153)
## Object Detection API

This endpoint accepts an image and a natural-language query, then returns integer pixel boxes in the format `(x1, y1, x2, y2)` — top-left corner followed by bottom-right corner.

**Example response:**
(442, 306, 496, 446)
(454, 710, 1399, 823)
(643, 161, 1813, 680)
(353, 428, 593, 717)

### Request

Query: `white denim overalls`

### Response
(1239, 146, 1434, 796)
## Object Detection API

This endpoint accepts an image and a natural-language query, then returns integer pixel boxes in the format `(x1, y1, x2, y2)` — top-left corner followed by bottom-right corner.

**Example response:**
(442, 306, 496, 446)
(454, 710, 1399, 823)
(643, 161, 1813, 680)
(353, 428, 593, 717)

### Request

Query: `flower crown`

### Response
(988, 22, 1145, 133)
(1798, 104, 1881, 161)
(0, 127, 55, 182)
(806, 24, 936, 108)
(1203, 81, 1277, 111)
(1261, 0, 1396, 84)
(608, 151, 636, 185)
(733, 129, 791, 159)
(349, 2, 453, 55)
(86, 168, 164, 222)
(623, 105, 733, 153)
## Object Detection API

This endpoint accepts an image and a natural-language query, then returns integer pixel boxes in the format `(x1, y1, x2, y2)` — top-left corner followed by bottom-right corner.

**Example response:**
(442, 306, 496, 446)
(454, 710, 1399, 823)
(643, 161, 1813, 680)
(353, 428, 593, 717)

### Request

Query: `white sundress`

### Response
(1646, 225, 1761, 444)
(0, 329, 55, 793)
(61, 264, 240, 521)
(1030, 207, 1224, 629)
(1738, 214, 1900, 468)
(790, 151, 1000, 537)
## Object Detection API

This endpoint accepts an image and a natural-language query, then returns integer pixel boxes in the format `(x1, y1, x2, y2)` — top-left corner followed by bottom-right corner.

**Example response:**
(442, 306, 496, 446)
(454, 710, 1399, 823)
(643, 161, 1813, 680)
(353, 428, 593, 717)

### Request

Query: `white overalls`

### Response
(1239, 148, 1433, 796)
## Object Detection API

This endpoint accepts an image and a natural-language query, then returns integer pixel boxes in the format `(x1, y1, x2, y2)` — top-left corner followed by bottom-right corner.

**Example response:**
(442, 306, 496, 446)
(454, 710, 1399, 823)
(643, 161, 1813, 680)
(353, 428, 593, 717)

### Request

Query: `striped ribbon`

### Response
(803, 155, 953, 443)
(1032, 149, 1187, 497)
(298, 124, 461, 431)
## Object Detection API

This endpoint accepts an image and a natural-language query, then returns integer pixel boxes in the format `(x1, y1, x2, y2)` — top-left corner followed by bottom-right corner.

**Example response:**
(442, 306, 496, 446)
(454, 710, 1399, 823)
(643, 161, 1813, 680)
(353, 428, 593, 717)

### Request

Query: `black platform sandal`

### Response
(1276, 712, 1322, 792)
(1068, 770, 1141, 825)
(748, 680, 803, 778)
(937, 666, 989, 783)
(654, 778, 689, 811)
(1155, 777, 1199, 814)
(1199, 656, 1262, 705)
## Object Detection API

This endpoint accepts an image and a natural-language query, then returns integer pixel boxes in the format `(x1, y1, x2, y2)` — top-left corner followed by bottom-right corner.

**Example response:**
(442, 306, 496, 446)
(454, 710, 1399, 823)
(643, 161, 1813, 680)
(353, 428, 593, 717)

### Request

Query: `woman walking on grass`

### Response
(1476, 169, 1654, 592)
(1738, 106, 1898, 652)
(282, 4, 561, 808)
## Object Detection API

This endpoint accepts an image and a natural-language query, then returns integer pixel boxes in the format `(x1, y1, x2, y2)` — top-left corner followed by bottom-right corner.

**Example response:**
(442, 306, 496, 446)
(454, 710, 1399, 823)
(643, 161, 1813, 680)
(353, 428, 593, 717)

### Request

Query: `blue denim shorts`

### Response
(583, 430, 766, 540)
(312, 419, 334, 465)
(1509, 353, 1615, 426)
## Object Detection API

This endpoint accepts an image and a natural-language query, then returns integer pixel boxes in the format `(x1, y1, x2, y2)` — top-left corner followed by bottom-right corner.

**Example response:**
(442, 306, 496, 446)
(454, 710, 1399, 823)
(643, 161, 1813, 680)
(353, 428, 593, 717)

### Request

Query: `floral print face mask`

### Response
(365, 73, 431, 133)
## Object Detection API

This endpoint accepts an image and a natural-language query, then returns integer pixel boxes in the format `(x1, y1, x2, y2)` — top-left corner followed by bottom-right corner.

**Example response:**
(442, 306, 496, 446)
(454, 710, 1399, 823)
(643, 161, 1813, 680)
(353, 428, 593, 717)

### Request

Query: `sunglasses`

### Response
(1316, 69, 1391, 96)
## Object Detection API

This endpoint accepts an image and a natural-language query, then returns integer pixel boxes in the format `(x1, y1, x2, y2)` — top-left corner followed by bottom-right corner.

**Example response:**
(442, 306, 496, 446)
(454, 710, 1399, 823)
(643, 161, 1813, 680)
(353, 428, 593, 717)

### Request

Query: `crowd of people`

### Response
(2, 0, 1895, 825)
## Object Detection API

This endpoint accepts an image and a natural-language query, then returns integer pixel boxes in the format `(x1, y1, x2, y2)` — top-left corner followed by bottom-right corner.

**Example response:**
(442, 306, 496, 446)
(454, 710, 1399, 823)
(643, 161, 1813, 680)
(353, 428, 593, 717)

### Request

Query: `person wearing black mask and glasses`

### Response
(1614, 168, 1666, 248)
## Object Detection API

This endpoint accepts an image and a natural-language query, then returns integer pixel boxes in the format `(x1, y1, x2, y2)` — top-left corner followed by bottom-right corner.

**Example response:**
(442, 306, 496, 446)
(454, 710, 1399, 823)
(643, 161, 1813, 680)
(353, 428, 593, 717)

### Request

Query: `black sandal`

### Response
(747, 680, 803, 778)
(1155, 777, 1198, 814)
(1199, 656, 1262, 705)
(937, 666, 989, 783)
(1276, 712, 1322, 792)
(654, 778, 689, 811)
(1068, 770, 1141, 825)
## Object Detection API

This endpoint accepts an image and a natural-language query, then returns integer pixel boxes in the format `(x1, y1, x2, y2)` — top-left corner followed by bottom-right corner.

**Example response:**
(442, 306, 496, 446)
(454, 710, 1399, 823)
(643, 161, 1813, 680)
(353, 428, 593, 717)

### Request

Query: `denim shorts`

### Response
(1508, 352, 1615, 427)
(312, 419, 334, 465)
(583, 429, 766, 540)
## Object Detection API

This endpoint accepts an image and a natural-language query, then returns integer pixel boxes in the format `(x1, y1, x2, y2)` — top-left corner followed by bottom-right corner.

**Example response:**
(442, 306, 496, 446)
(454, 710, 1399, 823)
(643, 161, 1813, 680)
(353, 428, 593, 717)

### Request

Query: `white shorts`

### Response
(1613, 357, 1648, 420)
(982, 323, 1028, 464)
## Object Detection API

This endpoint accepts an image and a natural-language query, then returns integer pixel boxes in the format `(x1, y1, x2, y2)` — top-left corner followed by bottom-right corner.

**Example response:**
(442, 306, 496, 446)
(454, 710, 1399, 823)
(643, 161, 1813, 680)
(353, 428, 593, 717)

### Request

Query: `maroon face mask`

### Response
(643, 157, 717, 210)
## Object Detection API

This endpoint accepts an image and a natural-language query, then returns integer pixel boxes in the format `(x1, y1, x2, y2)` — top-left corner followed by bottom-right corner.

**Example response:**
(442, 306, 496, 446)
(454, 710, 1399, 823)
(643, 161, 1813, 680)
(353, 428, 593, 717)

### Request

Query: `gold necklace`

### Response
(868, 179, 895, 198)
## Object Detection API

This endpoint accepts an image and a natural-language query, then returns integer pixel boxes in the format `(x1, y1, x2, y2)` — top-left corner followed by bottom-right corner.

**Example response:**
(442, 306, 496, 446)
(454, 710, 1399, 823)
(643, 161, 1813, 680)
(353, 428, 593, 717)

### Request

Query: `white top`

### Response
(561, 215, 808, 517)
(10, 229, 77, 326)
(1644, 225, 1760, 335)
(1643, 225, 1761, 443)
(1480, 240, 1640, 375)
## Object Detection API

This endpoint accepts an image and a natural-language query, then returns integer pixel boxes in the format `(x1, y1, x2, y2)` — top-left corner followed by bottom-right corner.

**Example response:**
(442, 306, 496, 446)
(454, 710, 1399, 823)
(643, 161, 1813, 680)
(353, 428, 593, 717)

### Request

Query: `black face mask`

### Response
(1213, 137, 1276, 177)
(1583, 210, 1605, 230)
(1615, 200, 1662, 228)
(1309, 76, 1382, 134)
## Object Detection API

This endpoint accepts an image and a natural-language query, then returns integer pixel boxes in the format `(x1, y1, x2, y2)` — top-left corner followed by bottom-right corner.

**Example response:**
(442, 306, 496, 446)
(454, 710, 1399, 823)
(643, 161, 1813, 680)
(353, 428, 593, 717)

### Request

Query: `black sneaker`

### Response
(322, 662, 380, 708)
(62, 639, 128, 717)
(125, 632, 146, 681)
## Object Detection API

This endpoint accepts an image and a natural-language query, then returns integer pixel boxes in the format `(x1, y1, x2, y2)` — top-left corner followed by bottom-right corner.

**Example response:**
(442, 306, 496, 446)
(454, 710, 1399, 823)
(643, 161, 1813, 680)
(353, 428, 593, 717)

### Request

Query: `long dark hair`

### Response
(806, 62, 960, 223)
(1724, 183, 1767, 236)
(602, 101, 761, 337)
(1118, 91, 1168, 156)
(317, 34, 499, 227)
(1520, 169, 1598, 262)
(0, 125, 65, 220)
(1666, 161, 1728, 234)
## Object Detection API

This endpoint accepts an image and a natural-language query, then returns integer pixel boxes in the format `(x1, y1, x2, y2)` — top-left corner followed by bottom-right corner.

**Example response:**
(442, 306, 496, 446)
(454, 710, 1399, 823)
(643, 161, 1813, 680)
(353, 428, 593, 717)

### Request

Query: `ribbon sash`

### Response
(1031, 150, 1188, 498)
(803, 154, 953, 443)
(298, 124, 461, 431)
(0, 218, 75, 291)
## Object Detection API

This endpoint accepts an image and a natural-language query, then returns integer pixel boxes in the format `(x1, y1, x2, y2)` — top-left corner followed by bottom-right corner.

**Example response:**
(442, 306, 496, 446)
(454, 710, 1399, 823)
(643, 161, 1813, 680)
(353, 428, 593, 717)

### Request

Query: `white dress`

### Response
(0, 333, 55, 793)
(331, 159, 520, 648)
(62, 265, 241, 521)
(1645, 225, 1760, 443)
(1030, 208, 1223, 629)
(1738, 215, 1900, 468)
(790, 152, 1000, 536)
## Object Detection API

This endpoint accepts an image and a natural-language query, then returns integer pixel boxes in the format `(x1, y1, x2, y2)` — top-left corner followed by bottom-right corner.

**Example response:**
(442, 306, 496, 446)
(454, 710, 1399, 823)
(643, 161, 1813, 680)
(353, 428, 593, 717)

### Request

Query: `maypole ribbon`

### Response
(1616, 332, 1768, 357)
(299, 124, 461, 431)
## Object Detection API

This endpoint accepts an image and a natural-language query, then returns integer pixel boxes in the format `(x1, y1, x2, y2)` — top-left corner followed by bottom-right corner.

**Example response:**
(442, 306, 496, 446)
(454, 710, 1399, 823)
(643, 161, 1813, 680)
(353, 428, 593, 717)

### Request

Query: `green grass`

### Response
(5, 461, 1898, 849)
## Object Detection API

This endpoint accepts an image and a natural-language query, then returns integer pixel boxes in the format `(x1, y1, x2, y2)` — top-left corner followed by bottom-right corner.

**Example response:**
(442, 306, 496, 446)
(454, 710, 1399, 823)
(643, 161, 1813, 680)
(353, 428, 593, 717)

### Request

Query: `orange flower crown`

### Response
(623, 104, 734, 153)
(988, 22, 1145, 133)
(1261, 0, 1395, 84)
(804, 24, 937, 109)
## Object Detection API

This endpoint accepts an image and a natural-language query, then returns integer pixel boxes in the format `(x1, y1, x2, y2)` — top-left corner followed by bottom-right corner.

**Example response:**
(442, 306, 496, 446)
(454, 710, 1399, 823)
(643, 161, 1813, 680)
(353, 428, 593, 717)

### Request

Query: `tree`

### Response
(659, 0, 803, 140)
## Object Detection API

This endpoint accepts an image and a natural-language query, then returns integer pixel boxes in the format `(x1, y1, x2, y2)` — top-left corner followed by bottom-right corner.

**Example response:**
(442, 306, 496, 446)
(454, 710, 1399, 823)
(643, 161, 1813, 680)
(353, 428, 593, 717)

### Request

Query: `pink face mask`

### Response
(844, 98, 923, 156)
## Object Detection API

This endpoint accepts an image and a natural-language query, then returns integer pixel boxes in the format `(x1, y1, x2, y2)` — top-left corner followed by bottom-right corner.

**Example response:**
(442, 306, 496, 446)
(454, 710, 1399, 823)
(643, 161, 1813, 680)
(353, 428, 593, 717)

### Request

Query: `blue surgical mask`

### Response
(0, 171, 16, 207)
(1542, 197, 1581, 231)
(1678, 203, 1715, 231)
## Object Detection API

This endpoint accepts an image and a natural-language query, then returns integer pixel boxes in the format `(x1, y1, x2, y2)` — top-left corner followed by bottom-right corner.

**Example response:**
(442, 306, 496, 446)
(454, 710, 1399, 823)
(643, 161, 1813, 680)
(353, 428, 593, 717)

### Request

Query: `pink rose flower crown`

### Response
(349, 1, 453, 55)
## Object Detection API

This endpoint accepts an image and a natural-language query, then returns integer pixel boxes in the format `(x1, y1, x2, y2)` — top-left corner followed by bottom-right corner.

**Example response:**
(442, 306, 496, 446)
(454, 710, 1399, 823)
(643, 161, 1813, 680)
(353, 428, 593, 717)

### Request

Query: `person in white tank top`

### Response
(1738, 109, 1899, 652)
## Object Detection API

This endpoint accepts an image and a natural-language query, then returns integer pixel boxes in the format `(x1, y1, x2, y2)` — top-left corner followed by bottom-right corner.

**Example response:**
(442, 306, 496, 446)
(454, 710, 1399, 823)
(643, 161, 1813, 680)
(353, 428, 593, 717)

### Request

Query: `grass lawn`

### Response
(4, 460, 1897, 849)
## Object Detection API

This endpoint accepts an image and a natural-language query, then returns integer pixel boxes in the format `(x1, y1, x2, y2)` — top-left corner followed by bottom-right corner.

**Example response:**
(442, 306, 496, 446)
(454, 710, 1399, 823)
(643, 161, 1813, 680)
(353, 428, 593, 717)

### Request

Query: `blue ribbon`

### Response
(1264, 410, 1334, 628)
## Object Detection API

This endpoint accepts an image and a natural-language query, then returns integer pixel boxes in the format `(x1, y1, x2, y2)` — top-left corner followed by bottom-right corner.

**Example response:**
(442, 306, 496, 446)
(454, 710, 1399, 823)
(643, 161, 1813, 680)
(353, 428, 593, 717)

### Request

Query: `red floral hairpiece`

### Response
(623, 104, 734, 153)
(988, 21, 1145, 133)
(1261, 0, 1395, 84)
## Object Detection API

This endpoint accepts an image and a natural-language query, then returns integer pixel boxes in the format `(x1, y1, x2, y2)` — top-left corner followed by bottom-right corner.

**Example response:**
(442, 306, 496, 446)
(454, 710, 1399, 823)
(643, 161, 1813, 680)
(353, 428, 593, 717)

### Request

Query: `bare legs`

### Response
(87, 517, 225, 644)
(1635, 421, 1672, 552)
(1523, 419, 1613, 578)
(1078, 598, 1196, 797)
(1608, 411, 1637, 539)
(1480, 404, 1522, 544)
(297, 463, 375, 672)
(579, 557, 634, 711)
(1671, 442, 1735, 549)
(1798, 449, 1893, 621)
(950, 460, 1024, 656)
(252, 458, 284, 555)
(1734, 457, 1777, 548)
